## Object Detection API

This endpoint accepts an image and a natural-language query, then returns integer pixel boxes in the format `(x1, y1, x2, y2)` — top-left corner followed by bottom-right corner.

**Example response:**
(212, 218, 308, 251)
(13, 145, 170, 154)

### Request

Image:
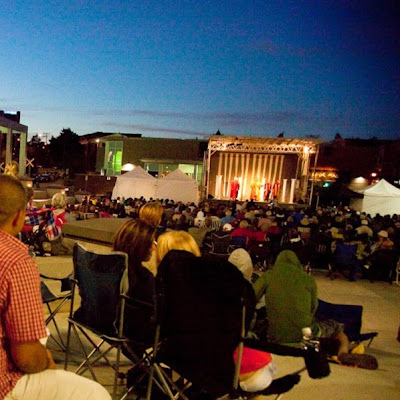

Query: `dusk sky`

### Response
(1, 0, 399, 141)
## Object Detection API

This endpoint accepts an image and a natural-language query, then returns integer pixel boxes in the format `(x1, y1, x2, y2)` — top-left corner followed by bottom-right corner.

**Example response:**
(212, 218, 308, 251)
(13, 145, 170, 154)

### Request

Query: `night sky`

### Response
(1, 0, 399, 141)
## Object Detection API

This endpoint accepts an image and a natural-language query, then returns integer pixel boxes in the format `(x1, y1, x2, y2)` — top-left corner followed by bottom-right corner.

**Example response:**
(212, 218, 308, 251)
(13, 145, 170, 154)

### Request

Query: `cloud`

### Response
(97, 109, 310, 127)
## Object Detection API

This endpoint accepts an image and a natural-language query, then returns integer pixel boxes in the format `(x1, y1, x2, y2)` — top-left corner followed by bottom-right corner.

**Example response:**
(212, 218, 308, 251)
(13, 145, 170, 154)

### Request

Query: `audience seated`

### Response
(253, 249, 378, 369)
(113, 220, 157, 347)
(0, 175, 111, 400)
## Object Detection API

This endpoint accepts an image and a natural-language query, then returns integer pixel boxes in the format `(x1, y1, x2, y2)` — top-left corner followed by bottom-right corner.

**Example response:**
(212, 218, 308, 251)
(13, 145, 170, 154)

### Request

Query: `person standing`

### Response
(0, 175, 111, 400)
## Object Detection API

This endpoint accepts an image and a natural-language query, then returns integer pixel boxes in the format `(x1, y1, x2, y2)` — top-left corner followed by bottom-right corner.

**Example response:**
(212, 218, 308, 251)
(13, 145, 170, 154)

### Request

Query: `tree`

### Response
(48, 128, 85, 174)
(27, 134, 51, 169)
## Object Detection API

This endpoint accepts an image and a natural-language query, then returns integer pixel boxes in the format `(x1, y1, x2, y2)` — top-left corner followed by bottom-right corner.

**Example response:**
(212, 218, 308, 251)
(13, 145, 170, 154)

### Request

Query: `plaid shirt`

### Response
(0, 229, 47, 399)
(24, 207, 61, 241)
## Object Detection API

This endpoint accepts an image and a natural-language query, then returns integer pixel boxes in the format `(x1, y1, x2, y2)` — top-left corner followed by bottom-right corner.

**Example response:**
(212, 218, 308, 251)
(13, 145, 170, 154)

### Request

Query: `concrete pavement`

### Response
(37, 244, 400, 400)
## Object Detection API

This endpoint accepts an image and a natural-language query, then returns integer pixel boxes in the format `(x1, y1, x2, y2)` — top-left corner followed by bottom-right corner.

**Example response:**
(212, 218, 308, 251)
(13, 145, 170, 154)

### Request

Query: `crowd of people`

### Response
(1, 178, 391, 398)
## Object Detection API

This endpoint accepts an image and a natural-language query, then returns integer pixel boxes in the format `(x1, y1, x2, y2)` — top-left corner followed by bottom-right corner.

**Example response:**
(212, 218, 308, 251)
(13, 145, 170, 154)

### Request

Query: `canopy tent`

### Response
(156, 169, 199, 204)
(350, 179, 400, 216)
(112, 166, 157, 200)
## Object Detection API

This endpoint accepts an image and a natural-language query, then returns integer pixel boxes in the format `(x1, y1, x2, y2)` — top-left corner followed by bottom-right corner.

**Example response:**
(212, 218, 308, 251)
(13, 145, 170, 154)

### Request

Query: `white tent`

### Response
(350, 179, 400, 216)
(156, 169, 199, 204)
(112, 166, 157, 200)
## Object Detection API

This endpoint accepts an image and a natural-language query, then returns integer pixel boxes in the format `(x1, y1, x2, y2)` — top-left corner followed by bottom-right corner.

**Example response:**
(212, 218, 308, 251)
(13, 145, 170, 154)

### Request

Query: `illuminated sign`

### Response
(311, 171, 339, 180)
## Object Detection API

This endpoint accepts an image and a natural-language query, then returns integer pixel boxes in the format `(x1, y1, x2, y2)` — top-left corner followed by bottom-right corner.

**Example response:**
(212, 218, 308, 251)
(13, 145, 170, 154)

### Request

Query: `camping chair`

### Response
(230, 235, 248, 250)
(146, 250, 329, 400)
(210, 216, 222, 231)
(64, 243, 129, 397)
(329, 242, 358, 280)
(368, 249, 399, 282)
(208, 232, 232, 258)
(188, 226, 208, 249)
(247, 240, 273, 271)
(315, 299, 378, 346)
(40, 274, 72, 351)
(309, 232, 332, 270)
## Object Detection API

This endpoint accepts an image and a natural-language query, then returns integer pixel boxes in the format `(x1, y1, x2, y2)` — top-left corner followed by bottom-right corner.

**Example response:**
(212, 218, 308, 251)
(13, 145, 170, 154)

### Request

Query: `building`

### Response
(86, 133, 207, 185)
(318, 134, 400, 188)
(0, 111, 28, 176)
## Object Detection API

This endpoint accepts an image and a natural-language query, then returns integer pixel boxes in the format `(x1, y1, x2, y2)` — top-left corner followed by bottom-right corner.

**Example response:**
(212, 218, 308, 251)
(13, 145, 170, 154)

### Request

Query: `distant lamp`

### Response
(371, 172, 377, 178)
(121, 162, 135, 172)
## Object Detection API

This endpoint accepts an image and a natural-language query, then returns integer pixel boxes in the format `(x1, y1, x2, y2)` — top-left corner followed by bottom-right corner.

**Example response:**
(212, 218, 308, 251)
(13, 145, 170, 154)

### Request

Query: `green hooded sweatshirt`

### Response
(253, 250, 318, 344)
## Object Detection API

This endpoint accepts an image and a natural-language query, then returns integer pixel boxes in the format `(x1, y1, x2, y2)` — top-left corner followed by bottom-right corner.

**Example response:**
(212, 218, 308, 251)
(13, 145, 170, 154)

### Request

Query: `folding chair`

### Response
(208, 233, 232, 258)
(230, 235, 248, 250)
(329, 242, 358, 280)
(40, 274, 72, 351)
(146, 250, 329, 400)
(368, 249, 398, 282)
(64, 243, 129, 397)
(315, 299, 378, 346)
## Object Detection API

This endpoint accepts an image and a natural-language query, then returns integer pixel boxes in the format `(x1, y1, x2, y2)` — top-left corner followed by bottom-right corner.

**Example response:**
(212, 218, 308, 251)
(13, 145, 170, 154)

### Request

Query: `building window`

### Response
(104, 141, 123, 175)
(143, 162, 203, 184)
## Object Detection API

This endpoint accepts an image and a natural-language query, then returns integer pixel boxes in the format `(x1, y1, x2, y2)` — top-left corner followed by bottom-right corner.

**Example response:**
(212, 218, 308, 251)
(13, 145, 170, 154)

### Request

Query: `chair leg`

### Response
(45, 300, 69, 351)
(64, 320, 73, 370)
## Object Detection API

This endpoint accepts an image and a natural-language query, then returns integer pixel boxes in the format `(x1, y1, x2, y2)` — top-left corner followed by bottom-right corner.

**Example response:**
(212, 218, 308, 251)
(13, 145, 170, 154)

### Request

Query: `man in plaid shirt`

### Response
(0, 175, 110, 400)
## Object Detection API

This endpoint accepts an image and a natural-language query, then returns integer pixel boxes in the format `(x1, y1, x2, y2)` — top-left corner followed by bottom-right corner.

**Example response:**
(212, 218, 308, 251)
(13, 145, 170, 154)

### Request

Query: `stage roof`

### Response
(208, 135, 319, 154)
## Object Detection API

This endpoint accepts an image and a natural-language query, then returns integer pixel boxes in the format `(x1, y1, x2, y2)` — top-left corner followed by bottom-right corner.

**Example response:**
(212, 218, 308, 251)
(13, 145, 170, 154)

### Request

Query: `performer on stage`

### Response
(230, 177, 240, 200)
(264, 181, 271, 201)
(272, 180, 281, 198)
(250, 180, 262, 201)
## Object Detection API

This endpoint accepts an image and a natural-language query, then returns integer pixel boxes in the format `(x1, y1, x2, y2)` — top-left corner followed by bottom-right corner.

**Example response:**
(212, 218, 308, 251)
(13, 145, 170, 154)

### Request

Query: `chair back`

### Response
(230, 235, 248, 249)
(155, 250, 256, 396)
(210, 233, 232, 255)
(188, 226, 207, 248)
(335, 242, 357, 267)
(210, 216, 221, 231)
(315, 299, 377, 343)
(72, 243, 128, 336)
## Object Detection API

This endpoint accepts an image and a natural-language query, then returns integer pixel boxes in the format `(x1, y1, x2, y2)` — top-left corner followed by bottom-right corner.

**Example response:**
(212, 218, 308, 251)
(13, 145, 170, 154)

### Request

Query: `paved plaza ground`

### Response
(37, 245, 400, 400)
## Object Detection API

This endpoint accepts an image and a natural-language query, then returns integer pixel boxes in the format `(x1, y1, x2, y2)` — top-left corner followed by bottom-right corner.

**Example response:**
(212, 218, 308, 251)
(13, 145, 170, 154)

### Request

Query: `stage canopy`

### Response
(206, 135, 319, 203)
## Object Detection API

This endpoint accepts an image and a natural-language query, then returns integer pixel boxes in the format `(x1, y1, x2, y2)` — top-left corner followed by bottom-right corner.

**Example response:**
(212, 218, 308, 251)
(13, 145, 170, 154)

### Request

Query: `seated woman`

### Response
(156, 230, 201, 264)
(156, 231, 278, 394)
(112, 220, 157, 346)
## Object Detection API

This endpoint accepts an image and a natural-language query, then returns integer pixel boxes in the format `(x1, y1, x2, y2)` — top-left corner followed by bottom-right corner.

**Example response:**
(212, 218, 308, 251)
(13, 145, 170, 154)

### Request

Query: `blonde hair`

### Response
(156, 230, 201, 264)
(4, 161, 19, 178)
(52, 192, 67, 208)
(139, 201, 163, 227)
(239, 219, 249, 228)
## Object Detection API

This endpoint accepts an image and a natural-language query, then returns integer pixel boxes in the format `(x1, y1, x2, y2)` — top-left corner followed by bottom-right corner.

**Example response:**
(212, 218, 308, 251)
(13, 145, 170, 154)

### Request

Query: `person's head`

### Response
(239, 219, 249, 228)
(0, 175, 27, 235)
(139, 201, 163, 227)
(377, 230, 388, 240)
(4, 161, 19, 178)
(156, 230, 201, 265)
(52, 192, 67, 209)
(228, 248, 253, 281)
(113, 220, 156, 288)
